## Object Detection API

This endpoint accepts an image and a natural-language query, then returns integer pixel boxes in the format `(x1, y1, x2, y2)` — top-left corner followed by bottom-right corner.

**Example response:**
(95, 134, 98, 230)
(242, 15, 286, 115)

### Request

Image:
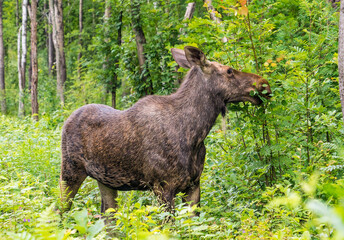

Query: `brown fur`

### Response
(60, 46, 271, 214)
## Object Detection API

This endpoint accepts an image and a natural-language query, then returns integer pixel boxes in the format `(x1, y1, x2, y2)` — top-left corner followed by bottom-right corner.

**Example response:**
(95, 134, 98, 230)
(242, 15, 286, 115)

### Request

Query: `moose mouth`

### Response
(227, 93, 271, 105)
(246, 96, 263, 105)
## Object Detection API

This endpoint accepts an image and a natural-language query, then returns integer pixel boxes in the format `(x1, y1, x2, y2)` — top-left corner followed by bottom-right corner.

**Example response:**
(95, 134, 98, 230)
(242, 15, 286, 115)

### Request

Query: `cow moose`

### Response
(60, 46, 271, 215)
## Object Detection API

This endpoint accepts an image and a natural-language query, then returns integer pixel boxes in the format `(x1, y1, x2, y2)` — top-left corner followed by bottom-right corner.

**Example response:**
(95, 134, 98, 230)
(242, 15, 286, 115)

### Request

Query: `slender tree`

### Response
(77, 0, 83, 81)
(339, 0, 344, 124)
(111, 10, 122, 109)
(30, 0, 38, 121)
(184, 3, 196, 21)
(45, 1, 55, 76)
(179, 2, 196, 35)
(49, 0, 66, 105)
(131, 0, 152, 96)
(102, 0, 111, 105)
(103, 0, 122, 108)
(0, 0, 6, 114)
(18, 0, 28, 117)
(176, 2, 196, 84)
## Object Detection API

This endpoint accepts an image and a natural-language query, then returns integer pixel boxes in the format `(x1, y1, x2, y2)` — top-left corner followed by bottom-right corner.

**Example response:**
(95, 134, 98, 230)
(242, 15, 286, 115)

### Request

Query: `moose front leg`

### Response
(182, 142, 205, 215)
(97, 181, 118, 226)
(97, 181, 118, 214)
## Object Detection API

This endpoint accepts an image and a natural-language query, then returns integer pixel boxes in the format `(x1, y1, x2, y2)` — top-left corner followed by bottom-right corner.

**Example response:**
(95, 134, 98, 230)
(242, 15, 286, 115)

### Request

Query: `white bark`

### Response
(49, 0, 65, 105)
(184, 2, 196, 20)
(179, 2, 196, 35)
(18, 0, 28, 117)
(18, 27, 24, 117)
(21, 0, 28, 83)
(17, 27, 21, 85)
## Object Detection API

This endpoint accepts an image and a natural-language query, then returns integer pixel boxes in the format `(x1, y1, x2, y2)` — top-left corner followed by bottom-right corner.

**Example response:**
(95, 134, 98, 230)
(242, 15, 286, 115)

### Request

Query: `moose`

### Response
(60, 46, 271, 215)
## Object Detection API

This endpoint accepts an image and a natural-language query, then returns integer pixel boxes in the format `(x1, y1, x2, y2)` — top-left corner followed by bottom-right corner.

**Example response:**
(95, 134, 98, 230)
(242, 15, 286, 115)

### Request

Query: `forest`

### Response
(0, 0, 343, 239)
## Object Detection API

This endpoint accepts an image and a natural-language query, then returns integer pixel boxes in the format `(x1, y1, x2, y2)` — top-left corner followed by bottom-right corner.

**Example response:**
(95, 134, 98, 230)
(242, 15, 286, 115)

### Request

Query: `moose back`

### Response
(60, 46, 271, 213)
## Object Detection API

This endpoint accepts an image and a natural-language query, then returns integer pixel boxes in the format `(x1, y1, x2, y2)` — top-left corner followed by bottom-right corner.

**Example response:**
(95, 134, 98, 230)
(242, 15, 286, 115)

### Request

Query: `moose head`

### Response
(171, 46, 271, 105)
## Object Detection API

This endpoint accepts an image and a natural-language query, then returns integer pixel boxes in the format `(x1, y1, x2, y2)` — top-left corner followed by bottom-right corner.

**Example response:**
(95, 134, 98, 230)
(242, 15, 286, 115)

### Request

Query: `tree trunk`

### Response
(184, 2, 196, 20)
(103, 0, 122, 109)
(204, 0, 228, 42)
(103, 0, 111, 106)
(77, 0, 83, 81)
(177, 2, 196, 84)
(28, 48, 32, 90)
(112, 11, 122, 109)
(18, 0, 28, 117)
(204, 0, 221, 23)
(48, 26, 55, 76)
(0, 0, 6, 114)
(56, 0, 66, 105)
(16, 0, 19, 27)
(45, 1, 55, 76)
(30, 0, 38, 121)
(338, 0, 344, 124)
(131, 0, 153, 96)
(179, 2, 196, 34)
(50, 0, 66, 106)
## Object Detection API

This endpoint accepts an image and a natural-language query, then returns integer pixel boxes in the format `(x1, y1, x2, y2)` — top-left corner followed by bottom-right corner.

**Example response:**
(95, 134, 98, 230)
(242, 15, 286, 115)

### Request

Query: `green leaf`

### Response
(73, 208, 88, 234)
(86, 219, 105, 240)
(307, 200, 344, 237)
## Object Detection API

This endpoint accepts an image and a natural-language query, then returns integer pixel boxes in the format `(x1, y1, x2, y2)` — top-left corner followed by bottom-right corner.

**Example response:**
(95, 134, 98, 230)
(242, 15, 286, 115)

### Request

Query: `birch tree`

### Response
(30, 0, 38, 120)
(49, 0, 66, 105)
(46, 1, 55, 76)
(18, 0, 28, 117)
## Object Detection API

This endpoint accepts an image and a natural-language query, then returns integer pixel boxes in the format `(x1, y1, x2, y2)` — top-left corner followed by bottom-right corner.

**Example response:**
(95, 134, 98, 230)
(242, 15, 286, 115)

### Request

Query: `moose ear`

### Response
(184, 46, 209, 68)
(171, 48, 191, 69)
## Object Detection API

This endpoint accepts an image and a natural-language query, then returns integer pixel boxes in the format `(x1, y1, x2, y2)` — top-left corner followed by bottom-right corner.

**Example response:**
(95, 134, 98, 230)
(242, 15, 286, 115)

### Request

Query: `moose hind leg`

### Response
(60, 166, 87, 212)
(153, 185, 176, 223)
(97, 181, 118, 214)
(182, 182, 200, 215)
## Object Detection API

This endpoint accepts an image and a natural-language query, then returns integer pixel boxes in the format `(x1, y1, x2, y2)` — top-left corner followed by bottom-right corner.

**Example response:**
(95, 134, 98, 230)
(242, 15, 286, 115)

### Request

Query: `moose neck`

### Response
(172, 67, 226, 145)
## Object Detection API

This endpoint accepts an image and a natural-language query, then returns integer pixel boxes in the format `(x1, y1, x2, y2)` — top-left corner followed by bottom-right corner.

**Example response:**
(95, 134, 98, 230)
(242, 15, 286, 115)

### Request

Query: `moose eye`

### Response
(227, 68, 233, 75)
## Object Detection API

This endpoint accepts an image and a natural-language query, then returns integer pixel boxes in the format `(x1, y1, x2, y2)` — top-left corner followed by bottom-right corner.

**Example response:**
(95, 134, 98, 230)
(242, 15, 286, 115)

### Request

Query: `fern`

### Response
(321, 165, 344, 172)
